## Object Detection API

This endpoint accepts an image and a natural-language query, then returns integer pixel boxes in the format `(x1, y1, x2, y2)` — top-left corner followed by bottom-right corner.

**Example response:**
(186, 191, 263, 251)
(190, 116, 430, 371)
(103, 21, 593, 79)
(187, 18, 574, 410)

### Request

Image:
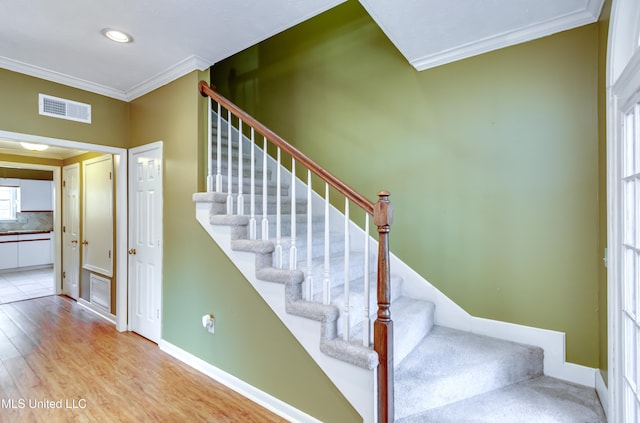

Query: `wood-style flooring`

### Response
(0, 295, 287, 423)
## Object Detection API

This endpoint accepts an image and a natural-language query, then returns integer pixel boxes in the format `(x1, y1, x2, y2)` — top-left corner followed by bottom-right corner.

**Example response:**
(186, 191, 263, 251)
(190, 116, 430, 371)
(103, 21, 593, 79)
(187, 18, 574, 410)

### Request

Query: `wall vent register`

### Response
(38, 93, 91, 124)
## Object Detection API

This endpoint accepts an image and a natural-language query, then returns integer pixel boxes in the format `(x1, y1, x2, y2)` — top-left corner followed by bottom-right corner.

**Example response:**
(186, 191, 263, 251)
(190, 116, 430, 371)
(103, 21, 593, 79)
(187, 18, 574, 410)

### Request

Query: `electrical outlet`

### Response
(202, 314, 215, 334)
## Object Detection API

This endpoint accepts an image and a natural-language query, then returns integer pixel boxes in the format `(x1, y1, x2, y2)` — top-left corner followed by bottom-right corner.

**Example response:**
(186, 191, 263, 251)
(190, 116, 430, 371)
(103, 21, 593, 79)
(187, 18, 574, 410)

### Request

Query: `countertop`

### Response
(0, 230, 53, 236)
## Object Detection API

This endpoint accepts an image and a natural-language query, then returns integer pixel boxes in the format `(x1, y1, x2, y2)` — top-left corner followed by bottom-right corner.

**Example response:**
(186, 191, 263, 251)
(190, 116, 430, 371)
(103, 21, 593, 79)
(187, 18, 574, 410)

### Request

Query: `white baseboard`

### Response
(78, 298, 116, 325)
(595, 370, 608, 420)
(159, 339, 322, 423)
(471, 316, 598, 387)
(391, 240, 598, 388)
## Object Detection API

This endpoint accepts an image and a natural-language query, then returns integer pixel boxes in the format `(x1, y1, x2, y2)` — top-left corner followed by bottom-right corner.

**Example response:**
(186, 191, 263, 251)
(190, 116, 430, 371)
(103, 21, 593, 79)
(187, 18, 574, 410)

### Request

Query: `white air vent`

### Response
(38, 93, 91, 124)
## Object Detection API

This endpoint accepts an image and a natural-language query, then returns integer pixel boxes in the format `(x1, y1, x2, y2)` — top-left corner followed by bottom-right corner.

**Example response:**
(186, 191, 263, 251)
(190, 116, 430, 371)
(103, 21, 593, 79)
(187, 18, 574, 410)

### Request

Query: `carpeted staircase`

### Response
(193, 108, 606, 422)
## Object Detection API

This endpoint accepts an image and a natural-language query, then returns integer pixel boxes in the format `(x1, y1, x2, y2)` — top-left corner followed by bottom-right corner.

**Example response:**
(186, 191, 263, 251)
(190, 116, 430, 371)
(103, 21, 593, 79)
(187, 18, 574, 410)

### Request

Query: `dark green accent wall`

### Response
(212, 1, 604, 368)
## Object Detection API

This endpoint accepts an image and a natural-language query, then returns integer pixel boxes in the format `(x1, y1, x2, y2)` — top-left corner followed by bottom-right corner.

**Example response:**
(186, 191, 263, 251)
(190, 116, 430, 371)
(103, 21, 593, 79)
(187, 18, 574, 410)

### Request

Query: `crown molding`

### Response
(0, 55, 213, 102)
(123, 55, 212, 101)
(0, 56, 128, 101)
(410, 2, 604, 71)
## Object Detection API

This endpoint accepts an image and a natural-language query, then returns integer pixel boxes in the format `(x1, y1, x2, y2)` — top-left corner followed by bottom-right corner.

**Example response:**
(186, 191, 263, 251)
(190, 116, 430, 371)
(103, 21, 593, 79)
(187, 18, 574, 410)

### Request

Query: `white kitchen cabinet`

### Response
(0, 235, 19, 270)
(17, 232, 52, 267)
(20, 179, 53, 211)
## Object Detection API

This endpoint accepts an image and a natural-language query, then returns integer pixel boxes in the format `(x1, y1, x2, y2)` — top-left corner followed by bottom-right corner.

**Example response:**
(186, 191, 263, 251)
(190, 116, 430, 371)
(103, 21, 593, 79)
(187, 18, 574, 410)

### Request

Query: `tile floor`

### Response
(0, 266, 55, 304)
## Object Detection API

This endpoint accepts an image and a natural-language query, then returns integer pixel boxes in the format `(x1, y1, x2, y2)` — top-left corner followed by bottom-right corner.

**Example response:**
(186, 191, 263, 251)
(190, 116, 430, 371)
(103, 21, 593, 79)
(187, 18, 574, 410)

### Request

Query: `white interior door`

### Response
(128, 142, 163, 343)
(82, 155, 114, 277)
(62, 164, 80, 300)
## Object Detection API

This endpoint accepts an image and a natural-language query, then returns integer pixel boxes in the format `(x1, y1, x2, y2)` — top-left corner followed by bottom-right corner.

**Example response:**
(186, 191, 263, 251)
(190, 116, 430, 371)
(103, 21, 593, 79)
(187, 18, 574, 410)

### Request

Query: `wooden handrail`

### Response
(199, 80, 394, 422)
(199, 81, 375, 216)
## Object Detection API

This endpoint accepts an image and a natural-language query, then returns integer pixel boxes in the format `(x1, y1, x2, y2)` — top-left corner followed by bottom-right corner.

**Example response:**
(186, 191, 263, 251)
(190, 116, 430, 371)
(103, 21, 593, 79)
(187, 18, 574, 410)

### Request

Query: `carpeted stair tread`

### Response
(394, 326, 543, 419)
(322, 274, 405, 339)
(278, 233, 345, 267)
(296, 252, 369, 291)
(391, 297, 436, 367)
(396, 375, 606, 423)
(215, 174, 287, 195)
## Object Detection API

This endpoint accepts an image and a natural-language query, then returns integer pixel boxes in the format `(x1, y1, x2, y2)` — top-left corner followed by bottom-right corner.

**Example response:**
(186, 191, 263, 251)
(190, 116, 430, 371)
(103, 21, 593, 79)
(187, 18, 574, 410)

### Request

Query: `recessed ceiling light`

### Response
(101, 28, 133, 44)
(20, 142, 49, 152)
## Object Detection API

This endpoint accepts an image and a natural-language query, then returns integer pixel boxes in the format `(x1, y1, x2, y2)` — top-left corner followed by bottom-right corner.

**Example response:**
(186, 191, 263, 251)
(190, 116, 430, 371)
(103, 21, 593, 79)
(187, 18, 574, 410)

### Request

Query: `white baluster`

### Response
(215, 103, 222, 193)
(343, 198, 350, 341)
(261, 136, 269, 240)
(274, 147, 283, 268)
(207, 97, 213, 192)
(323, 183, 331, 305)
(306, 170, 313, 301)
(289, 159, 297, 270)
(249, 128, 256, 240)
(363, 213, 370, 347)
(237, 120, 244, 215)
(226, 110, 233, 215)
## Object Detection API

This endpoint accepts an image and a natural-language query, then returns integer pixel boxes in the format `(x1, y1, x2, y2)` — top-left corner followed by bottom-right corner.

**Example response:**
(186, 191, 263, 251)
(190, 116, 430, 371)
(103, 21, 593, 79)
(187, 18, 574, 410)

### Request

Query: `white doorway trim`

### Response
(0, 160, 61, 294)
(607, 1, 640, 421)
(0, 130, 128, 332)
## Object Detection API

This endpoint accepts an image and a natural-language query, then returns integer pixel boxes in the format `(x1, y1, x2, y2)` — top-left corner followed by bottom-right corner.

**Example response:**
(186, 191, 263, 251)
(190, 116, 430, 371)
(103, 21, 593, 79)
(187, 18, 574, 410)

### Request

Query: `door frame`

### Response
(127, 141, 163, 340)
(607, 0, 640, 421)
(0, 160, 60, 293)
(0, 130, 128, 332)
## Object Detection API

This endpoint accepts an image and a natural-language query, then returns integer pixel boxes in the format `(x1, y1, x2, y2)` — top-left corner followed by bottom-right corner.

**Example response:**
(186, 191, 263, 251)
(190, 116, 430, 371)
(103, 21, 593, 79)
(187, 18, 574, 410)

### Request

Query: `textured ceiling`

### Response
(0, 0, 604, 102)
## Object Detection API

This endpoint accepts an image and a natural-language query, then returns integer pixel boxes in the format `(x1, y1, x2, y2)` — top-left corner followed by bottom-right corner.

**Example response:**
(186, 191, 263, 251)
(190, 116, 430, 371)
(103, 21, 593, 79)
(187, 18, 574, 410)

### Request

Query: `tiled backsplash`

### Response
(0, 211, 53, 232)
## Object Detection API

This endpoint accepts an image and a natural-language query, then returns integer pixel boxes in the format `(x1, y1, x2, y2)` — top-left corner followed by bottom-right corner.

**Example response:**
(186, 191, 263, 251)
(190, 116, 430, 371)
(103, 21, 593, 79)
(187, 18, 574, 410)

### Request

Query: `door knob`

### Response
(71, 240, 78, 244)
(81, 240, 89, 245)
(128, 248, 137, 255)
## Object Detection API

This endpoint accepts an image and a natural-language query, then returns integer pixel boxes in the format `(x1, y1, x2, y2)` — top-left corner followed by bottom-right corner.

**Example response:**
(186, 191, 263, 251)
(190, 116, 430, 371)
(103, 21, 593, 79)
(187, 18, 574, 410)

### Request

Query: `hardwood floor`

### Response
(0, 296, 287, 423)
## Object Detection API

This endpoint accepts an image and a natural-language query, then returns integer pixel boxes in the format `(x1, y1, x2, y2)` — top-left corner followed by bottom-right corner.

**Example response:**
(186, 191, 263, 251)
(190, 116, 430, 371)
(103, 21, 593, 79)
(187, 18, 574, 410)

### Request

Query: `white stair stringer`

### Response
(194, 197, 377, 422)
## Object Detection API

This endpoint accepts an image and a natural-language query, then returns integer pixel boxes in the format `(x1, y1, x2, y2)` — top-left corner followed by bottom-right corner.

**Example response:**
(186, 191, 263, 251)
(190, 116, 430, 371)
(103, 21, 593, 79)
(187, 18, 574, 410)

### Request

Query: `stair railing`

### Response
(199, 81, 394, 422)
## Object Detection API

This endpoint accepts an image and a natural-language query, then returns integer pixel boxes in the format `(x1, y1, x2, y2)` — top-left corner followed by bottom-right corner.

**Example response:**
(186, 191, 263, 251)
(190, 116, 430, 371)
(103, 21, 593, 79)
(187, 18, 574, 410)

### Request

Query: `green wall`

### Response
(0, 69, 128, 148)
(0, 67, 357, 421)
(597, 2, 611, 384)
(129, 71, 358, 423)
(212, 1, 603, 368)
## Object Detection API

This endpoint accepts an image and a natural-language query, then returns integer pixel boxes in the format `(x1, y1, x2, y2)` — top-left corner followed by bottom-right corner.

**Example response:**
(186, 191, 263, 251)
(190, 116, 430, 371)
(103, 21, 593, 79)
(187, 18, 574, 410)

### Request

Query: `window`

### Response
(621, 103, 640, 422)
(610, 2, 640, 419)
(0, 186, 20, 220)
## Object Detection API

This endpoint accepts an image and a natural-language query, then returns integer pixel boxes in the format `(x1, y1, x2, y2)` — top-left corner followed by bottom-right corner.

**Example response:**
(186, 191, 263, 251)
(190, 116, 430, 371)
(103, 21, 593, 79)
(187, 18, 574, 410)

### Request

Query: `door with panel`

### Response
(128, 142, 163, 343)
(62, 164, 80, 300)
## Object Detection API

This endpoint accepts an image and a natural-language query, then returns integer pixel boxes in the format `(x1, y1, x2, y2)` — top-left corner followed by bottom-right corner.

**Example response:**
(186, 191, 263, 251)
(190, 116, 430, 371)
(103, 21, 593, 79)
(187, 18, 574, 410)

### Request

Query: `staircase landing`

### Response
(394, 326, 606, 422)
(397, 375, 606, 423)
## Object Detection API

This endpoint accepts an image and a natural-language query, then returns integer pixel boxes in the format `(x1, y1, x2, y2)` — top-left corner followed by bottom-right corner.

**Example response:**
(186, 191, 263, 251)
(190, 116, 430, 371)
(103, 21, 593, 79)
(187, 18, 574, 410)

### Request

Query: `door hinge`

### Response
(63, 225, 66, 233)
(63, 180, 66, 187)
(63, 271, 66, 278)
(108, 250, 112, 259)
(109, 171, 112, 180)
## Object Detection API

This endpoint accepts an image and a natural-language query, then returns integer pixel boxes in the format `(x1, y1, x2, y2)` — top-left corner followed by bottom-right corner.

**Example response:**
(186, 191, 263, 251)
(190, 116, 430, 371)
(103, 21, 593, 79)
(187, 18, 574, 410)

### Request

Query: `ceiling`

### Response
(360, 0, 605, 70)
(0, 0, 604, 103)
(0, 139, 87, 160)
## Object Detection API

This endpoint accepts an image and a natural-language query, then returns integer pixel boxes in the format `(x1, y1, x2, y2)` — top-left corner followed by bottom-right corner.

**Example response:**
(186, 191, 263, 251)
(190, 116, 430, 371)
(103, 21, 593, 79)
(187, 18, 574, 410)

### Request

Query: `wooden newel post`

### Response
(374, 190, 394, 423)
